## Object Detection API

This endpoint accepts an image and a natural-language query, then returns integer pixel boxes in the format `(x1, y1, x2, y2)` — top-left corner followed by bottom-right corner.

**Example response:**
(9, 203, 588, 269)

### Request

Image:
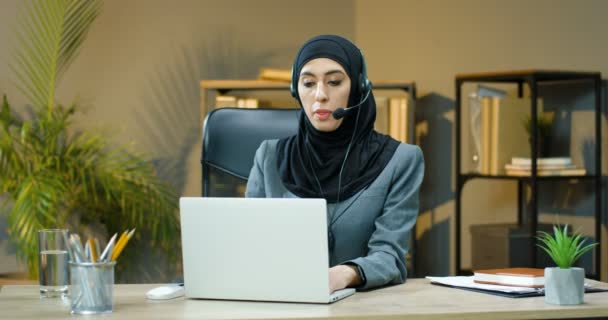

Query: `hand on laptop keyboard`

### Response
(329, 265, 361, 293)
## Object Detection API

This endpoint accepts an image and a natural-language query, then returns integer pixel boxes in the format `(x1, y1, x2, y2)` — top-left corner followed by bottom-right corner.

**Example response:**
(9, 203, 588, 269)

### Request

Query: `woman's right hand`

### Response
(329, 265, 361, 293)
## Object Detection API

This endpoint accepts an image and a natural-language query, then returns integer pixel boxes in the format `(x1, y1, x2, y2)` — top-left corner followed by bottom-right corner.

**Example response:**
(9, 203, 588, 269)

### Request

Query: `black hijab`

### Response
(276, 35, 400, 203)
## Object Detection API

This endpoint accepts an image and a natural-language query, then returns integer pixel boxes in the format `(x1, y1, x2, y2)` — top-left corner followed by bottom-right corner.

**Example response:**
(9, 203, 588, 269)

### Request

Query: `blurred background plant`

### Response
(0, 0, 179, 280)
(523, 112, 555, 157)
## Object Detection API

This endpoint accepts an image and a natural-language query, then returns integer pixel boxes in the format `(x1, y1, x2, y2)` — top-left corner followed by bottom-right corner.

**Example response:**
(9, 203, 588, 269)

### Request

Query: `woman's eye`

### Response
(303, 81, 315, 88)
(328, 80, 342, 86)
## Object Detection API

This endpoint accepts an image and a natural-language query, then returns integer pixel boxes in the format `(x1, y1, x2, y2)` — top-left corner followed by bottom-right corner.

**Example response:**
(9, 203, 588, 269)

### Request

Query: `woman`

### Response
(246, 35, 424, 292)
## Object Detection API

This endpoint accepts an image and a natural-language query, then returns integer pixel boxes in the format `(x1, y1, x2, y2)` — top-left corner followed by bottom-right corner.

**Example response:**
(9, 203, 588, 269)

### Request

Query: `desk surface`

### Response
(2, 279, 608, 320)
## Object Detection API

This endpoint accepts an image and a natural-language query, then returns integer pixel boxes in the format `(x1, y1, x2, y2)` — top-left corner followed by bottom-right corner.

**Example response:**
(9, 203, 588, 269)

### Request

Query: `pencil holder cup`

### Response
(69, 261, 116, 314)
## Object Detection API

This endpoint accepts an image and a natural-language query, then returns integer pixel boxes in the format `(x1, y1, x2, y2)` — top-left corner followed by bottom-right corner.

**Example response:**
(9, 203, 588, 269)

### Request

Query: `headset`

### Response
(290, 49, 372, 114)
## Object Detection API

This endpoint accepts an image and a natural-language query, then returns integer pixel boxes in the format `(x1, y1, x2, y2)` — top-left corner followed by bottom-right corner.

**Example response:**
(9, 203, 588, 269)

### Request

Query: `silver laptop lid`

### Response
(180, 197, 334, 303)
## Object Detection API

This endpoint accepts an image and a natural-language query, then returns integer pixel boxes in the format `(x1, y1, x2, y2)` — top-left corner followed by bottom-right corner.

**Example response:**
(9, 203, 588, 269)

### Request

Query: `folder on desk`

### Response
(426, 276, 608, 298)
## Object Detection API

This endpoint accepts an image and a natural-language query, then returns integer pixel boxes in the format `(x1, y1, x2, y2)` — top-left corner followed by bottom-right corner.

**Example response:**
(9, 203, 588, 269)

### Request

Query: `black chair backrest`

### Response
(201, 108, 300, 196)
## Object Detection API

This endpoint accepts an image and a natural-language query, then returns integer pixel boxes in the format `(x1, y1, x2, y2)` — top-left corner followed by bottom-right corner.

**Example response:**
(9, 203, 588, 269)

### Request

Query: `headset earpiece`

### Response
(290, 65, 297, 98)
(359, 50, 371, 95)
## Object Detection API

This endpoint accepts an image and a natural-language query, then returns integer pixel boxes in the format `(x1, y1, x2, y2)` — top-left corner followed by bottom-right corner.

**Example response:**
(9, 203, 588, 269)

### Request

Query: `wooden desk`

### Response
(2, 279, 608, 319)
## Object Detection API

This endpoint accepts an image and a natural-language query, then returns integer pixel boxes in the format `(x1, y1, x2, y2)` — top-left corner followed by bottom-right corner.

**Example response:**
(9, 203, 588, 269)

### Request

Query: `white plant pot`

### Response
(544, 267, 584, 305)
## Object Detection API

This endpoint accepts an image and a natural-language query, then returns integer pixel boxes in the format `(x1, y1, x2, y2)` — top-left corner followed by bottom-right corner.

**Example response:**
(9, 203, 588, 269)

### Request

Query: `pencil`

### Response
(111, 231, 128, 261)
(88, 238, 98, 262)
(99, 233, 117, 262)
(111, 229, 136, 261)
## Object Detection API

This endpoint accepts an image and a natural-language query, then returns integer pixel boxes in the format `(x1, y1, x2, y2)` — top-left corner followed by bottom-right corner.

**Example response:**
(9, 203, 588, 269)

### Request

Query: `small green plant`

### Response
(523, 112, 555, 157)
(537, 225, 597, 269)
(523, 112, 555, 138)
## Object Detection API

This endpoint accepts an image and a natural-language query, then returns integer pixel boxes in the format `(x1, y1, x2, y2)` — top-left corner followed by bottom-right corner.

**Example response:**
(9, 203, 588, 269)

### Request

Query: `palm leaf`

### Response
(12, 0, 65, 111)
(7, 173, 68, 274)
(4, 0, 179, 281)
(12, 0, 101, 114)
(57, 0, 102, 79)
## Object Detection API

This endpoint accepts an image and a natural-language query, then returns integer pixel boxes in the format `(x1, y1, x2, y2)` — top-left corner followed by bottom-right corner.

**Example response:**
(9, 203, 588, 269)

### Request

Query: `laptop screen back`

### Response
(180, 197, 332, 303)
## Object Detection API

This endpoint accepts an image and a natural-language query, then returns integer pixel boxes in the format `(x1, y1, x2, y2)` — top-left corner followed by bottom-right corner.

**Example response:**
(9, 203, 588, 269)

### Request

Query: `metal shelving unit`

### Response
(454, 70, 602, 279)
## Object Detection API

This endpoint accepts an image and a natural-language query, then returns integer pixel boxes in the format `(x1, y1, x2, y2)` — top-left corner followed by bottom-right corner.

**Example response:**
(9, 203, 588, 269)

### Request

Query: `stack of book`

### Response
(215, 96, 259, 109)
(258, 68, 291, 82)
(427, 267, 607, 298)
(473, 268, 544, 288)
(505, 157, 586, 177)
(475, 95, 543, 175)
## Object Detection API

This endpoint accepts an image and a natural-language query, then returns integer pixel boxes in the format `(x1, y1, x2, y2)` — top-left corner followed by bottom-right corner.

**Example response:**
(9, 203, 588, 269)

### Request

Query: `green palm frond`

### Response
(58, 0, 102, 79)
(3, 0, 179, 280)
(8, 172, 68, 273)
(536, 224, 598, 269)
(11, 0, 101, 114)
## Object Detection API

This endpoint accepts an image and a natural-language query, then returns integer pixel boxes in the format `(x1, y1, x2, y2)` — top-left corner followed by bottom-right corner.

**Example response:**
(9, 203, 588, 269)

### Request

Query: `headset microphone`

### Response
(331, 86, 372, 120)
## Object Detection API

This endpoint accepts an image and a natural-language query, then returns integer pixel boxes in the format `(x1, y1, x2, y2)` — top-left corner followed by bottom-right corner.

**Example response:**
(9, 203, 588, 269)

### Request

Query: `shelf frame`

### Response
(454, 70, 602, 279)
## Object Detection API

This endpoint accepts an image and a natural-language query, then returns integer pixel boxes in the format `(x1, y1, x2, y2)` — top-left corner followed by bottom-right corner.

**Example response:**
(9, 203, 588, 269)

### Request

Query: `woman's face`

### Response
(298, 58, 351, 132)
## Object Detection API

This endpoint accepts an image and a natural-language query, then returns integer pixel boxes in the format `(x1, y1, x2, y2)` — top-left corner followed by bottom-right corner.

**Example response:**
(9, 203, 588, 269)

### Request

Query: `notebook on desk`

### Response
(426, 276, 608, 298)
(179, 197, 355, 304)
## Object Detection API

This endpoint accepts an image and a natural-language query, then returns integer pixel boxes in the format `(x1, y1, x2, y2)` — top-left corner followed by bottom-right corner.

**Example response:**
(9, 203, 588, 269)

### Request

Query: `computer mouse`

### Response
(145, 285, 185, 300)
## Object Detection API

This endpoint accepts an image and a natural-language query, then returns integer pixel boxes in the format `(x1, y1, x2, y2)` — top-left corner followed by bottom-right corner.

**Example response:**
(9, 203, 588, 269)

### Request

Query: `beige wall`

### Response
(355, 0, 608, 277)
(0, 0, 355, 277)
(58, 0, 355, 198)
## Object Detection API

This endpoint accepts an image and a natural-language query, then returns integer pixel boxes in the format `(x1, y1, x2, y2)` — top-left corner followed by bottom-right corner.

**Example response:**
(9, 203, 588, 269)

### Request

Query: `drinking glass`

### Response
(38, 229, 69, 298)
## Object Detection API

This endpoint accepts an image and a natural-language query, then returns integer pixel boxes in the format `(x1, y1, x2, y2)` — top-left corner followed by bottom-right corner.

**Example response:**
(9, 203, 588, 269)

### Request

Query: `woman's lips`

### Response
(314, 110, 332, 121)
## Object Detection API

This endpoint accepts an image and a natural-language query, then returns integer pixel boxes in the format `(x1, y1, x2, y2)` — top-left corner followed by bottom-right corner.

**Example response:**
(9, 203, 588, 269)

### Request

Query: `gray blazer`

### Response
(245, 139, 424, 290)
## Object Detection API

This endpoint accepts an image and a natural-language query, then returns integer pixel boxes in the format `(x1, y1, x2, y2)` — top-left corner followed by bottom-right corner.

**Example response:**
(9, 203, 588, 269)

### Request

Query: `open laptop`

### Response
(179, 197, 356, 304)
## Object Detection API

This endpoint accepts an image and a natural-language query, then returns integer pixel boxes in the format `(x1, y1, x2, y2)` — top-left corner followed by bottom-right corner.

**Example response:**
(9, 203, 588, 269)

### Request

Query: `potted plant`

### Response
(1, 0, 179, 280)
(536, 225, 597, 305)
(523, 112, 555, 158)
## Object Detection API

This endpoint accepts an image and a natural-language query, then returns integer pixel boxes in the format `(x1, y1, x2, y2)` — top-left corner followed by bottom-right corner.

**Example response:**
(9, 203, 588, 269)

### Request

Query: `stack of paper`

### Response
(505, 157, 586, 177)
(426, 276, 541, 295)
(425, 276, 608, 298)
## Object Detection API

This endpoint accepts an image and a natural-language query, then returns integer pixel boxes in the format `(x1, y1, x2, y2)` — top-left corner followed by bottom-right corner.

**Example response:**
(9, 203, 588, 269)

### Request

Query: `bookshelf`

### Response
(199, 80, 417, 143)
(454, 70, 602, 279)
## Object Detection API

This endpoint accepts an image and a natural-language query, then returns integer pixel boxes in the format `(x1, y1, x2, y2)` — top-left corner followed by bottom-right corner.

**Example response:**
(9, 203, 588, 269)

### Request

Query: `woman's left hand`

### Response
(329, 265, 361, 293)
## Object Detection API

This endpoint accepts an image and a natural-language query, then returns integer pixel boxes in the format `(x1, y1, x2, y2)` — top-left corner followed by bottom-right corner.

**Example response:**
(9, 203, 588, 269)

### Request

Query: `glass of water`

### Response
(38, 229, 69, 298)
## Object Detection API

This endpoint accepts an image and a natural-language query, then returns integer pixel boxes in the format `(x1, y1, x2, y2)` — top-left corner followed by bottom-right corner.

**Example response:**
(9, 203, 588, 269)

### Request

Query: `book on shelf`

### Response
(473, 268, 545, 288)
(214, 96, 258, 109)
(480, 96, 493, 174)
(511, 157, 572, 167)
(375, 96, 409, 143)
(215, 95, 237, 108)
(375, 96, 390, 135)
(258, 68, 291, 82)
(505, 167, 586, 177)
(389, 97, 409, 143)
(505, 157, 584, 176)
(237, 98, 258, 109)
(505, 163, 576, 171)
(468, 85, 505, 173)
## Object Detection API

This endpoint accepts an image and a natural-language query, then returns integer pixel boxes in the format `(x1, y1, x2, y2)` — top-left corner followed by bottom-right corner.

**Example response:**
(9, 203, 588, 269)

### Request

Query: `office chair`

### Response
(201, 107, 419, 276)
(201, 108, 300, 197)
